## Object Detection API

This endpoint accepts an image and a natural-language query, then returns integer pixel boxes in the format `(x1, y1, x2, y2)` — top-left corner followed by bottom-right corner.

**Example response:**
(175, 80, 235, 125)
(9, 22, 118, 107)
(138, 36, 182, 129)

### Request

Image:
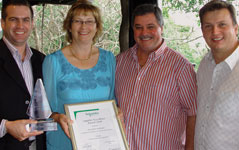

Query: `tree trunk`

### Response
(119, 0, 129, 52)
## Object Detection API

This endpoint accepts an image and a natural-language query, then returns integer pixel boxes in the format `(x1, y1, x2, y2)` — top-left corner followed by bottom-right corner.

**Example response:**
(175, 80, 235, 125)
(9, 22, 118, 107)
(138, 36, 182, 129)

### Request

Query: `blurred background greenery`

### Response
(0, 0, 238, 70)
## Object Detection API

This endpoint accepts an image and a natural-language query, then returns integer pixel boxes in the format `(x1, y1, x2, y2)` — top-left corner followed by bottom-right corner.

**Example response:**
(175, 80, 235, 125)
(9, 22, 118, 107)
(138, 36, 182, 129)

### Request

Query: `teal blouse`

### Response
(42, 48, 116, 150)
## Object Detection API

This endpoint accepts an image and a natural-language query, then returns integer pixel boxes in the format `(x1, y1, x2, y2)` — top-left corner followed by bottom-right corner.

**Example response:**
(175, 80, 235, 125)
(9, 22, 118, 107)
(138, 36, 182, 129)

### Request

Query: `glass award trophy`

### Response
(26, 78, 57, 131)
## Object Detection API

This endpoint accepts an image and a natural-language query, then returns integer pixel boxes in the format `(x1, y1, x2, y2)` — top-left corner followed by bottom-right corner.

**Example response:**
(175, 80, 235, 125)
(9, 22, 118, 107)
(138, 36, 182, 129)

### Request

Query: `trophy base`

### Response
(30, 119, 57, 131)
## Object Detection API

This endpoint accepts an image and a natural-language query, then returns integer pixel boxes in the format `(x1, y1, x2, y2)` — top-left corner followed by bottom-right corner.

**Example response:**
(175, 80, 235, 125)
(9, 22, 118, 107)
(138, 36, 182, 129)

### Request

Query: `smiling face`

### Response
(1, 5, 34, 48)
(71, 10, 97, 44)
(133, 13, 163, 54)
(201, 8, 238, 55)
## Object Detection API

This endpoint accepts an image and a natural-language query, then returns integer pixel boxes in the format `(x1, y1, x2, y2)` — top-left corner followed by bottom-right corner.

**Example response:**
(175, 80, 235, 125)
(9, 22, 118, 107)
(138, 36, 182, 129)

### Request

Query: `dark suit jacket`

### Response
(0, 39, 46, 150)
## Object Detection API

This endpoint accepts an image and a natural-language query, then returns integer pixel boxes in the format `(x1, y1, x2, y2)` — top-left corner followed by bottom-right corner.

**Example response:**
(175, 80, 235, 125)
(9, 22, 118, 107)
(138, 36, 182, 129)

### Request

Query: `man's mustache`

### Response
(139, 35, 153, 40)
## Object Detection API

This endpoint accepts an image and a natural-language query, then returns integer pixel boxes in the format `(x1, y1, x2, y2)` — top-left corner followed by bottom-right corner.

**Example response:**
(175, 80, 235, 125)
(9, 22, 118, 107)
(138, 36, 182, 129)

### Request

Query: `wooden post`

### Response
(119, 0, 129, 52)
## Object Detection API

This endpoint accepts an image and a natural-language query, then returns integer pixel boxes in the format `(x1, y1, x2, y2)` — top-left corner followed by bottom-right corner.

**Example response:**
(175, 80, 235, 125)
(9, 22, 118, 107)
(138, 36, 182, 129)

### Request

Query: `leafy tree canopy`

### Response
(162, 0, 236, 13)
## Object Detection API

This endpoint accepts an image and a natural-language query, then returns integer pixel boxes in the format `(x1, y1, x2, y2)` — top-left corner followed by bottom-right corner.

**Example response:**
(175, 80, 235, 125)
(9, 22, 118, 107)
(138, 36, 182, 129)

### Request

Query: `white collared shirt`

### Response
(195, 47, 239, 150)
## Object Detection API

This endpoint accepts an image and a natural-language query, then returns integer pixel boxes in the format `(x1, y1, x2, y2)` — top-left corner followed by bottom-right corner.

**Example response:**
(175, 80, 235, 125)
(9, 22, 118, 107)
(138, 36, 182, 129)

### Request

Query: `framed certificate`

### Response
(64, 100, 129, 150)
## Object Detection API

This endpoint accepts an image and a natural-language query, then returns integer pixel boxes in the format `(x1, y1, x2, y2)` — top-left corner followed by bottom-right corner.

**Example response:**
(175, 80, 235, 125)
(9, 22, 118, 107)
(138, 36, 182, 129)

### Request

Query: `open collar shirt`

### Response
(0, 36, 34, 144)
(195, 47, 239, 150)
(3, 36, 33, 96)
(115, 40, 197, 150)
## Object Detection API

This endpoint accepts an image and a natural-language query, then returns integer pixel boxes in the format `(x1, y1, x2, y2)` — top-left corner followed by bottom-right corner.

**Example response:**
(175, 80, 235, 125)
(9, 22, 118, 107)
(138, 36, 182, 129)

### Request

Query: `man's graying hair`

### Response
(131, 4, 164, 27)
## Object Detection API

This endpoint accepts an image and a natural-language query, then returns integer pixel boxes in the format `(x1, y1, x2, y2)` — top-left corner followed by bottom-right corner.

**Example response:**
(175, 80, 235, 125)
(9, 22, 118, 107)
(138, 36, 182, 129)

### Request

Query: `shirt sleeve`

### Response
(178, 62, 197, 116)
(42, 54, 59, 113)
(0, 119, 7, 138)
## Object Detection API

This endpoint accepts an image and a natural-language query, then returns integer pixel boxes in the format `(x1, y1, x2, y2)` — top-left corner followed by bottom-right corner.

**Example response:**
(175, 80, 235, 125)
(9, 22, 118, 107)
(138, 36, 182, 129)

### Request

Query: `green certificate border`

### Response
(64, 100, 129, 150)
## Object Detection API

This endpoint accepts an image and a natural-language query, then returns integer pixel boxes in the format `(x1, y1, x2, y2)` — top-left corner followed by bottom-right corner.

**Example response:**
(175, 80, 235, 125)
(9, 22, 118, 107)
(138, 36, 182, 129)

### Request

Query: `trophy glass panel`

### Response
(27, 79, 57, 131)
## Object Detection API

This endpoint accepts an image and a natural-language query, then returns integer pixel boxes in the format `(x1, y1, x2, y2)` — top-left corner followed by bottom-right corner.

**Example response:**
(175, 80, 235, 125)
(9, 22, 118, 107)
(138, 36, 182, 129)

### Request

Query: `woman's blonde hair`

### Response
(63, 0, 103, 43)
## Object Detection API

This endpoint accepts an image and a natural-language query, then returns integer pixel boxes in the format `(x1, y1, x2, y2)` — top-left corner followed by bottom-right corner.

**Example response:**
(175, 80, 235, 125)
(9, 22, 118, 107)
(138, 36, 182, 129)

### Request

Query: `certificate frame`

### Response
(64, 100, 129, 150)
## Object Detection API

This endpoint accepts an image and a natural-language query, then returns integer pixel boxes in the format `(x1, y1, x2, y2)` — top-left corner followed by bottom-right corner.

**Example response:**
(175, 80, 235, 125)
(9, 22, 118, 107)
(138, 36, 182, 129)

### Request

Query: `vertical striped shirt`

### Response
(3, 36, 33, 96)
(115, 40, 197, 150)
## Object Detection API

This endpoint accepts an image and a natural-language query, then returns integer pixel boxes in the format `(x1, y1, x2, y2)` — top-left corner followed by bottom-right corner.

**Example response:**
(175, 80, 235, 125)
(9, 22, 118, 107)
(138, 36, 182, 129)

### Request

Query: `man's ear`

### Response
(31, 19, 35, 29)
(234, 24, 238, 36)
(1, 19, 5, 30)
(160, 26, 163, 35)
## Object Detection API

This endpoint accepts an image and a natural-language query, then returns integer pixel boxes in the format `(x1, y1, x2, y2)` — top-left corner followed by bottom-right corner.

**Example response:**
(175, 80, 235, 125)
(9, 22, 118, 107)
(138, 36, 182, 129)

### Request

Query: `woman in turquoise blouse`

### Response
(42, 1, 115, 149)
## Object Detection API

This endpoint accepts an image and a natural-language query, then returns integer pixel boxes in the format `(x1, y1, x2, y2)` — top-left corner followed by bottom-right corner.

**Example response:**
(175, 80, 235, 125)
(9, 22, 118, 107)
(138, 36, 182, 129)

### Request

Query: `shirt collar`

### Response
(224, 46, 239, 70)
(154, 40, 167, 59)
(3, 36, 33, 61)
(131, 39, 167, 61)
(207, 45, 239, 70)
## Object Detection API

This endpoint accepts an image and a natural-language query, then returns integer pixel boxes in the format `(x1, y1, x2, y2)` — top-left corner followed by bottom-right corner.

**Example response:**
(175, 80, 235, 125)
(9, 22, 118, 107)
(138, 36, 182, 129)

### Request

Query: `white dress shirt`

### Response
(195, 47, 239, 150)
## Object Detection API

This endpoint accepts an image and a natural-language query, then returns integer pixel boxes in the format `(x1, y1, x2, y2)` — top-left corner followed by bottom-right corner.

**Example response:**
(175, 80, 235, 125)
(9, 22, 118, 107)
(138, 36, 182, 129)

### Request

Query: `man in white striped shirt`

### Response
(0, 0, 45, 150)
(195, 1, 239, 150)
(115, 4, 197, 150)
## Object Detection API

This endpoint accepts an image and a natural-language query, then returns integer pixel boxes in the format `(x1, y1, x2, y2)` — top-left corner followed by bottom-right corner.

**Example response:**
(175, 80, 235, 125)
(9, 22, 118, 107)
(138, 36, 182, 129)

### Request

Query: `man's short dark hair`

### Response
(1, 0, 34, 20)
(199, 0, 237, 25)
(131, 4, 164, 27)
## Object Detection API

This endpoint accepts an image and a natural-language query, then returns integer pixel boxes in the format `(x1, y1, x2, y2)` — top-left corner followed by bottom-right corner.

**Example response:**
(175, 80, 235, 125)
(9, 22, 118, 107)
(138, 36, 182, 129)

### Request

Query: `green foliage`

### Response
(29, 4, 69, 54)
(162, 0, 204, 13)
(179, 26, 190, 32)
(27, 0, 237, 69)
(162, 0, 238, 69)
(163, 16, 207, 70)
(162, 0, 237, 13)
(93, 0, 121, 55)
(28, 0, 121, 55)
(162, 7, 170, 18)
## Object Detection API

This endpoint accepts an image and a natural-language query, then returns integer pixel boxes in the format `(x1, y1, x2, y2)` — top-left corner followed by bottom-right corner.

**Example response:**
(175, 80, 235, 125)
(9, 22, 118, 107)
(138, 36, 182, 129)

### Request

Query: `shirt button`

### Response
(25, 100, 30, 105)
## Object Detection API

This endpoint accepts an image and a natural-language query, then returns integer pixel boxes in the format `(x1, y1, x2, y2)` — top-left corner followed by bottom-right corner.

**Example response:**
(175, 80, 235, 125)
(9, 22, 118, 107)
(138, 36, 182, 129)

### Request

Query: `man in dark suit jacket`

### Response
(0, 0, 46, 150)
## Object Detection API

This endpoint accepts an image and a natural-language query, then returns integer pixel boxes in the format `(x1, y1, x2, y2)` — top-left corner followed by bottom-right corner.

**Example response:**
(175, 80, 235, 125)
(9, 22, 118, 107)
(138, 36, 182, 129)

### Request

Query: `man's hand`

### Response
(5, 120, 43, 141)
(51, 112, 73, 138)
(117, 107, 126, 133)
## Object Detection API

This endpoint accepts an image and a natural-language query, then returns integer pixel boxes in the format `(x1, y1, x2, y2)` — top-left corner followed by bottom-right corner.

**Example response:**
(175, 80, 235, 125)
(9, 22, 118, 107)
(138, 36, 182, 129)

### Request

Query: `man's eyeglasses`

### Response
(72, 20, 96, 26)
